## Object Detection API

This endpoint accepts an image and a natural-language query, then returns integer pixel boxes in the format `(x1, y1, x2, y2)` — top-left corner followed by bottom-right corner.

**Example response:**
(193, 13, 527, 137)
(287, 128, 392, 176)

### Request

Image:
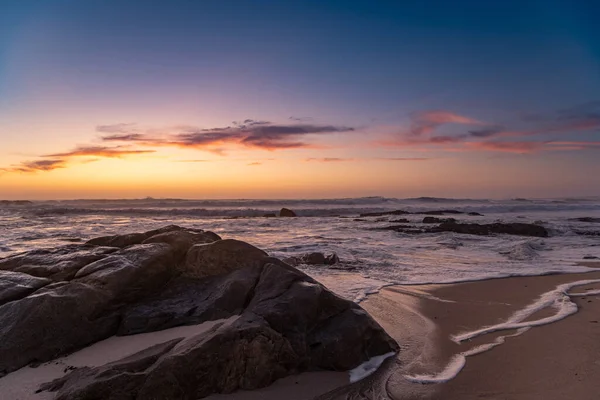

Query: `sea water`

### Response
(1, 196, 599, 301)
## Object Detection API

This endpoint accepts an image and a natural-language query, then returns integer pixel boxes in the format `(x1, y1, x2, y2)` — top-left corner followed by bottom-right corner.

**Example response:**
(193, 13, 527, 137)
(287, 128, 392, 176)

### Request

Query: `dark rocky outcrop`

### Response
(279, 208, 297, 217)
(0, 226, 397, 398)
(583, 255, 599, 260)
(422, 217, 456, 224)
(376, 221, 548, 237)
(389, 218, 410, 223)
(283, 252, 340, 266)
(571, 217, 600, 223)
(86, 225, 219, 249)
(432, 221, 548, 237)
(468, 212, 484, 216)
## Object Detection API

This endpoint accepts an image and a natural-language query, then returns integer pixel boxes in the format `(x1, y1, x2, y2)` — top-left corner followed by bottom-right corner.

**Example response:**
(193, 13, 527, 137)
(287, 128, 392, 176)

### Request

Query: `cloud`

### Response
(407, 110, 481, 136)
(1, 159, 67, 173)
(45, 146, 155, 158)
(99, 121, 355, 151)
(247, 162, 262, 166)
(305, 157, 354, 162)
(96, 123, 138, 134)
(377, 157, 430, 161)
(465, 141, 543, 154)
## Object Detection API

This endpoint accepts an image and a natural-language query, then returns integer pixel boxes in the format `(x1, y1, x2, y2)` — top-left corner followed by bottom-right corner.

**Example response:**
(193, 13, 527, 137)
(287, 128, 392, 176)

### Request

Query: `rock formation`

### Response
(0, 226, 397, 399)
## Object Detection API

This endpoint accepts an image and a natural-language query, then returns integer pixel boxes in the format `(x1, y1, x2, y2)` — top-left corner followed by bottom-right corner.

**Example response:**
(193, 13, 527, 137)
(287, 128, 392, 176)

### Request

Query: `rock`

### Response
(40, 260, 397, 399)
(433, 221, 548, 237)
(0, 226, 397, 397)
(86, 225, 217, 248)
(142, 229, 221, 259)
(325, 253, 339, 265)
(420, 210, 465, 215)
(0, 282, 120, 376)
(279, 208, 297, 217)
(422, 217, 456, 224)
(282, 252, 339, 266)
(572, 217, 600, 223)
(389, 218, 410, 223)
(583, 256, 599, 260)
(0, 244, 119, 281)
(263, 213, 277, 218)
(0, 271, 52, 305)
(182, 239, 268, 278)
(359, 210, 410, 217)
(74, 243, 176, 303)
(467, 212, 483, 216)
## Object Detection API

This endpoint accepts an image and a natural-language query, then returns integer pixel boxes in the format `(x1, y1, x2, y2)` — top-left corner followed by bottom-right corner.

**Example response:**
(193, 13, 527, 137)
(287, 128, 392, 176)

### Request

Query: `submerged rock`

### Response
(283, 252, 340, 266)
(432, 221, 549, 237)
(0, 226, 397, 397)
(279, 208, 297, 217)
(572, 217, 600, 223)
(422, 217, 456, 224)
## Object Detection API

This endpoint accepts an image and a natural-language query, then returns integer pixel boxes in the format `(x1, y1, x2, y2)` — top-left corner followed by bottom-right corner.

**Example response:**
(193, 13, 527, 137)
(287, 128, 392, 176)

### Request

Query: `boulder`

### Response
(422, 217, 456, 224)
(279, 208, 297, 217)
(0, 270, 52, 305)
(0, 226, 398, 397)
(420, 210, 464, 215)
(572, 217, 600, 223)
(183, 239, 268, 278)
(0, 245, 119, 281)
(40, 260, 397, 399)
(142, 229, 221, 259)
(282, 252, 339, 266)
(433, 221, 549, 237)
(0, 282, 120, 376)
(468, 212, 484, 216)
(86, 225, 218, 248)
(389, 218, 410, 223)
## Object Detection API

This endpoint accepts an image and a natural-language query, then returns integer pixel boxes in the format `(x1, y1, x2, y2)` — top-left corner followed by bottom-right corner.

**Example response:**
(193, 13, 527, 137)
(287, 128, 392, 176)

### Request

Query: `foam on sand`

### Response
(405, 278, 600, 384)
(349, 352, 396, 383)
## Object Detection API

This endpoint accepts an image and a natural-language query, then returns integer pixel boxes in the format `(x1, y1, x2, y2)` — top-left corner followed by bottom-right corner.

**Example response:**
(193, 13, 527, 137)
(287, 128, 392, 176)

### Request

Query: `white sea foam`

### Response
(453, 279, 600, 343)
(348, 352, 396, 383)
(405, 328, 530, 384)
(406, 279, 600, 385)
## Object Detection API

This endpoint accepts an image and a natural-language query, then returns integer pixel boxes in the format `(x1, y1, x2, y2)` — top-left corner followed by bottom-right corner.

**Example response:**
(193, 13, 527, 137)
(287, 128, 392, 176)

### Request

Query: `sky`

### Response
(1, 0, 599, 199)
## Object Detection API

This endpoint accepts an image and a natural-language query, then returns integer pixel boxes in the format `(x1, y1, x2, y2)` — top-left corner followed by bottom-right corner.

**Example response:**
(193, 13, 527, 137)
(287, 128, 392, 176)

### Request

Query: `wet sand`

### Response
(354, 266, 600, 400)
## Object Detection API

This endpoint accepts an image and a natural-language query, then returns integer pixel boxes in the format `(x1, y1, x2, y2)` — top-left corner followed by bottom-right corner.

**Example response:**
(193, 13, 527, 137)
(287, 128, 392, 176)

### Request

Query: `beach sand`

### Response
(352, 266, 600, 400)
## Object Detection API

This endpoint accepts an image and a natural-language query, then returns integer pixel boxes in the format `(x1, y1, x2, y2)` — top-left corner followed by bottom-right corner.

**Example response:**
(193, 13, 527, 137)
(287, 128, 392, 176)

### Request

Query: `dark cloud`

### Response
(467, 127, 505, 138)
(45, 146, 155, 158)
(99, 121, 355, 151)
(1, 159, 67, 173)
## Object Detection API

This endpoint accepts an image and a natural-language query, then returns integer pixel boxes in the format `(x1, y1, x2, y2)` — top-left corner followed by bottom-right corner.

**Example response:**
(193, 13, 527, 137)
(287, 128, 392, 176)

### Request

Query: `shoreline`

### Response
(344, 263, 600, 400)
(3, 264, 600, 399)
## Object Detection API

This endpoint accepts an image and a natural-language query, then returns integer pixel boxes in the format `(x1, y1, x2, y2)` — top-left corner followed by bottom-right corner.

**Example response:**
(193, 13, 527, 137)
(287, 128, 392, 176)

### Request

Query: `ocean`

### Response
(1, 196, 599, 302)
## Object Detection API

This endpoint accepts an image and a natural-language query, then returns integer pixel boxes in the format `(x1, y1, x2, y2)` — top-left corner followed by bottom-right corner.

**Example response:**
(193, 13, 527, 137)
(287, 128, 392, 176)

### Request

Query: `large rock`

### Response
(433, 221, 549, 237)
(0, 270, 52, 305)
(182, 239, 268, 278)
(40, 260, 398, 399)
(279, 207, 297, 217)
(86, 225, 219, 248)
(0, 245, 119, 281)
(422, 216, 455, 224)
(0, 226, 398, 397)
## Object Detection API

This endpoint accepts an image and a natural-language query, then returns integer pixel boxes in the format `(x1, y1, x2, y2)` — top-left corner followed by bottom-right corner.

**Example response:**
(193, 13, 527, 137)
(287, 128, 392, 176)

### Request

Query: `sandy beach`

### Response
(350, 264, 600, 400)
